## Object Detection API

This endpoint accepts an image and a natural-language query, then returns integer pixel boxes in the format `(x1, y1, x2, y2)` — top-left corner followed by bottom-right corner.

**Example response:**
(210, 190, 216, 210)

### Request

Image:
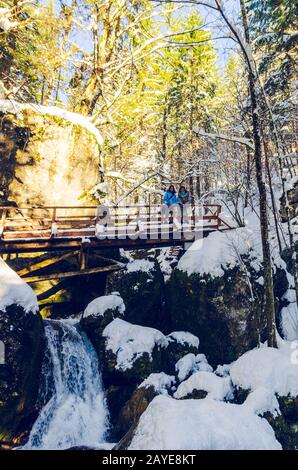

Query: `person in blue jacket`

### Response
(163, 185, 178, 206)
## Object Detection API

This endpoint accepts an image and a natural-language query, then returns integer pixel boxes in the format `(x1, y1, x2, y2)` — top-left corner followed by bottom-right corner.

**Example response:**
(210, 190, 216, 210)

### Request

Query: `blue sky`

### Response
(58, 0, 240, 70)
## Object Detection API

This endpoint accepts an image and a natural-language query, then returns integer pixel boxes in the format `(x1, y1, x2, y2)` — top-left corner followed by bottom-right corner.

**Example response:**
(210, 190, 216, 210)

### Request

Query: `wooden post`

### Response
(0, 208, 7, 238)
(50, 207, 57, 238)
(217, 206, 221, 229)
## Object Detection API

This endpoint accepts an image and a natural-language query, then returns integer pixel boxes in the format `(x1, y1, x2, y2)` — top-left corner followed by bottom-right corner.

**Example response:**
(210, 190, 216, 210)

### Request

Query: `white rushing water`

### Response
(23, 320, 109, 450)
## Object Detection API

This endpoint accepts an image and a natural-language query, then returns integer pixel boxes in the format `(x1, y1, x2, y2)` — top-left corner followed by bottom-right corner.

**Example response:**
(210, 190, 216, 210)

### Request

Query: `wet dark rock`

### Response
(104, 383, 135, 439)
(105, 261, 167, 330)
(102, 344, 164, 386)
(166, 266, 266, 367)
(0, 305, 44, 442)
(264, 396, 298, 451)
(113, 385, 157, 441)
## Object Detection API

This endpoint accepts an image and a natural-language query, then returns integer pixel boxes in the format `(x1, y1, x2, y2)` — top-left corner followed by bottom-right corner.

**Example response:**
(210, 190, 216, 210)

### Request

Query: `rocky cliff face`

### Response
(0, 102, 102, 206)
(0, 305, 44, 443)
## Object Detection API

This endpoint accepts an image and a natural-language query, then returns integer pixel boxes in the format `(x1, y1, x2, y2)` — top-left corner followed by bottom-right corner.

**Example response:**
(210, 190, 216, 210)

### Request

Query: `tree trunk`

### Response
(240, 0, 277, 347)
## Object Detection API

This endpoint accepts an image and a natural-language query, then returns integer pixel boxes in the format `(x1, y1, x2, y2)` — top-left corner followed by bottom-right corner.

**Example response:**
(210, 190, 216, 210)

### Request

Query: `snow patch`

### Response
(229, 346, 298, 398)
(178, 227, 261, 277)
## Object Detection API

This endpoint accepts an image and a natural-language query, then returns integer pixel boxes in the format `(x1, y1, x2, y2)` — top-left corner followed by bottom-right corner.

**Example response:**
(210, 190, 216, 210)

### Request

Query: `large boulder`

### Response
(229, 345, 298, 450)
(0, 259, 44, 443)
(80, 293, 126, 369)
(0, 101, 102, 205)
(165, 228, 290, 366)
(166, 265, 264, 367)
(100, 318, 169, 385)
(105, 258, 166, 330)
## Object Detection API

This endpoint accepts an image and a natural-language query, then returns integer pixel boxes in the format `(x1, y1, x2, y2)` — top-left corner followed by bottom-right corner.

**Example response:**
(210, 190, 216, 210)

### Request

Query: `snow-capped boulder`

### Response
(229, 343, 298, 449)
(0, 100, 102, 205)
(175, 353, 213, 382)
(174, 371, 232, 401)
(0, 259, 44, 442)
(127, 395, 281, 450)
(105, 258, 166, 330)
(101, 318, 169, 383)
(166, 229, 270, 366)
(162, 331, 200, 375)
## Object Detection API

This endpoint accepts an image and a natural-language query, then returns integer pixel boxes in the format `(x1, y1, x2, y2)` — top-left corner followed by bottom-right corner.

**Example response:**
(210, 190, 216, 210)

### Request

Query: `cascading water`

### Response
(23, 319, 109, 450)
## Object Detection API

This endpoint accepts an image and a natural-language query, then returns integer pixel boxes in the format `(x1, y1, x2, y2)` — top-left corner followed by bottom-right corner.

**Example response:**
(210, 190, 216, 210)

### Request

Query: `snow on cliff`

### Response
(102, 318, 168, 370)
(84, 294, 125, 318)
(129, 395, 281, 450)
(0, 100, 103, 146)
(0, 258, 38, 313)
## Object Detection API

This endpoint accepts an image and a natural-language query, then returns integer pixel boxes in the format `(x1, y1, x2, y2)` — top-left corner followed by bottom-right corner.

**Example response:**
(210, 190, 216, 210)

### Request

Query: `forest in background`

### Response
(1, 0, 296, 202)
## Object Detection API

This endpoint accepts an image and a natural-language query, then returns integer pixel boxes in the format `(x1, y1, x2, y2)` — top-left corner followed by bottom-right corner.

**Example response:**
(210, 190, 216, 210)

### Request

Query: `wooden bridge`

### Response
(0, 204, 232, 282)
(0, 204, 231, 253)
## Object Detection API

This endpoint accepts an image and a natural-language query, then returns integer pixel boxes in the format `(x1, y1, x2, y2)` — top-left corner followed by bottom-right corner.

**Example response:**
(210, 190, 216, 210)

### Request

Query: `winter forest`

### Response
(0, 0, 298, 455)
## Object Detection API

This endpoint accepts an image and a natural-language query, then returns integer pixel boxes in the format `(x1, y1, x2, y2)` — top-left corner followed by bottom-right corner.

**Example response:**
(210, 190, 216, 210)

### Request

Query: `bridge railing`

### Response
(0, 204, 223, 242)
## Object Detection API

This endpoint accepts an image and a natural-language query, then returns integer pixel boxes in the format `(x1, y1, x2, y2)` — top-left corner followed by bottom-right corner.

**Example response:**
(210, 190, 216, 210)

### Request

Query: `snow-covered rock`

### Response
(103, 318, 168, 372)
(230, 344, 298, 404)
(126, 259, 155, 274)
(174, 371, 232, 400)
(0, 257, 38, 313)
(139, 373, 175, 395)
(177, 228, 262, 278)
(84, 294, 125, 318)
(175, 353, 212, 382)
(167, 331, 199, 349)
(129, 395, 281, 450)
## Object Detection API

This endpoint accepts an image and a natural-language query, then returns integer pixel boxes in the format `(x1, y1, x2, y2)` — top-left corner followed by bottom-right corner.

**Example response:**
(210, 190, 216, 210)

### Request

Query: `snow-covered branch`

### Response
(193, 127, 255, 150)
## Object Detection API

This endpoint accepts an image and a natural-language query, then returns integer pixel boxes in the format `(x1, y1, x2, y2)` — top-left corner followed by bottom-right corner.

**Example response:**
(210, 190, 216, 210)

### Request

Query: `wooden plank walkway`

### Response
(0, 204, 230, 254)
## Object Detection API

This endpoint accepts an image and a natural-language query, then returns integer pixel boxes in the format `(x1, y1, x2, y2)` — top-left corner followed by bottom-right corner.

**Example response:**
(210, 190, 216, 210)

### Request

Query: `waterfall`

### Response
(23, 319, 109, 450)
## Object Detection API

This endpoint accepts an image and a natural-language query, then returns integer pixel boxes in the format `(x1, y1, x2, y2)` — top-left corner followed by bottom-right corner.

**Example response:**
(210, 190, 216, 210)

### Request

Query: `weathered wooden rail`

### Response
(0, 204, 230, 255)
